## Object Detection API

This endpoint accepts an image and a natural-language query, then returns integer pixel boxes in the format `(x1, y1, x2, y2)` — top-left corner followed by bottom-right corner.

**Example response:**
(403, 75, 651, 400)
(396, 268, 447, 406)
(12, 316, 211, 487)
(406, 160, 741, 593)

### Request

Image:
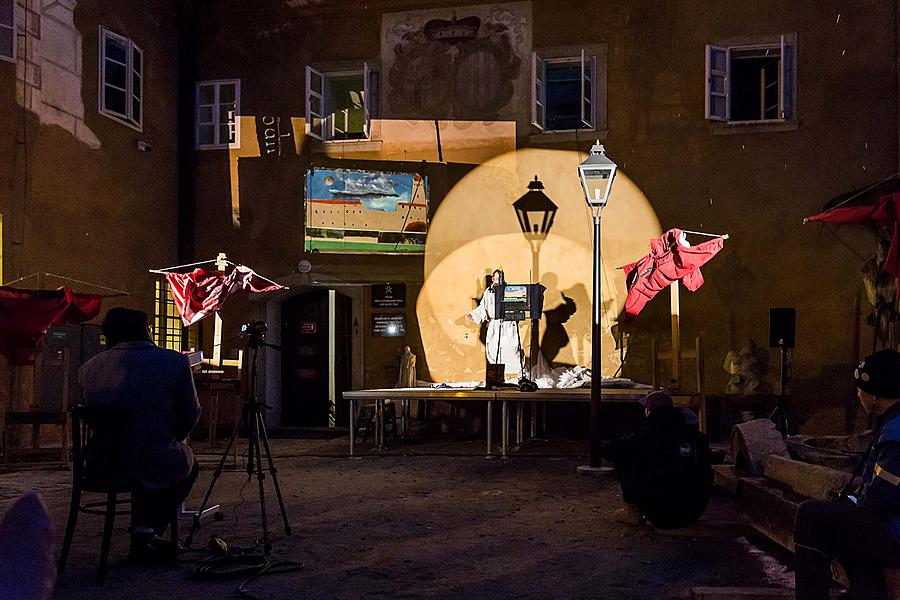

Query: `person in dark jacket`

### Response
(79, 308, 201, 560)
(601, 390, 713, 528)
(794, 349, 900, 600)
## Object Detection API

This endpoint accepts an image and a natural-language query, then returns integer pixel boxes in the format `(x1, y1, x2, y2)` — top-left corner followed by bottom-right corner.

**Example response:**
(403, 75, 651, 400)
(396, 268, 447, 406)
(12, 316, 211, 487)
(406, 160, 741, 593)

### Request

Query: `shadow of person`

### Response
(541, 294, 577, 365)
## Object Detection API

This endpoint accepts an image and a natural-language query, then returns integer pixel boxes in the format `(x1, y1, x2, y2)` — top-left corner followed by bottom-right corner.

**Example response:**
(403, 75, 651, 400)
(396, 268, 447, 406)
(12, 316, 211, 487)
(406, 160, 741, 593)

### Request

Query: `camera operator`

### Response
(794, 349, 900, 600)
(78, 308, 201, 561)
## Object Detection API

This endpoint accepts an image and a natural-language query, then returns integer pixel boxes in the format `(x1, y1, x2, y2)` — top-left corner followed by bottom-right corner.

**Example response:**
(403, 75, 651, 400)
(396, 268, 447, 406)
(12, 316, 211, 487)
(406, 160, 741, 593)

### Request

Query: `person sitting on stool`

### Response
(794, 349, 900, 600)
(78, 307, 201, 561)
(601, 390, 712, 528)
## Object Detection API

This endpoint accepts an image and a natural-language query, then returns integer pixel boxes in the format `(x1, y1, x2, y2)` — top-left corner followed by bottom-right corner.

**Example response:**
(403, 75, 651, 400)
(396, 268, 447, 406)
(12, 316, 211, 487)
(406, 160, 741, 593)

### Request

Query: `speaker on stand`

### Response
(769, 308, 798, 436)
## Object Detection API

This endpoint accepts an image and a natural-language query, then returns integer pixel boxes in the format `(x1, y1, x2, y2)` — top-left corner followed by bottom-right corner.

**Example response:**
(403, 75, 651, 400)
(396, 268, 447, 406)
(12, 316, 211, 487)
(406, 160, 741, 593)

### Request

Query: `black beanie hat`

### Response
(854, 349, 900, 399)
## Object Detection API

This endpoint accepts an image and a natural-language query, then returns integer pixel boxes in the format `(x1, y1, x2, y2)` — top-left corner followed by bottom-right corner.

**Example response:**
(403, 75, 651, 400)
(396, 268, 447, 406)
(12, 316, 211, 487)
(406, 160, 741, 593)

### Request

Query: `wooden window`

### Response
(705, 35, 796, 124)
(195, 79, 240, 149)
(99, 27, 142, 130)
(531, 49, 597, 132)
(306, 63, 375, 141)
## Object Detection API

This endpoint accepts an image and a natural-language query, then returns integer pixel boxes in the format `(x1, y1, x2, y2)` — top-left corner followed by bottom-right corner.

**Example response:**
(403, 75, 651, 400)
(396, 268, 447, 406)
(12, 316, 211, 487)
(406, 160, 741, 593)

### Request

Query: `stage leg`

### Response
(516, 402, 524, 446)
(486, 400, 493, 458)
(501, 400, 509, 459)
(530, 401, 536, 439)
(349, 398, 355, 457)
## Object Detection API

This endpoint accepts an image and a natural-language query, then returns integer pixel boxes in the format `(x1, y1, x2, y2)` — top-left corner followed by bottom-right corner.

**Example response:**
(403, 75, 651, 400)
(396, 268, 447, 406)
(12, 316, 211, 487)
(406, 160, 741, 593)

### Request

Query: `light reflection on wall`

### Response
(418, 148, 662, 382)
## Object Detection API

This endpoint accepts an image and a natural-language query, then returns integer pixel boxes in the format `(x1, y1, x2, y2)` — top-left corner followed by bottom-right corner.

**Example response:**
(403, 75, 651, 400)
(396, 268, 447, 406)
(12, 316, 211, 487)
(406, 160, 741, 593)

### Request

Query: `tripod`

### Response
(770, 341, 798, 437)
(185, 328, 291, 554)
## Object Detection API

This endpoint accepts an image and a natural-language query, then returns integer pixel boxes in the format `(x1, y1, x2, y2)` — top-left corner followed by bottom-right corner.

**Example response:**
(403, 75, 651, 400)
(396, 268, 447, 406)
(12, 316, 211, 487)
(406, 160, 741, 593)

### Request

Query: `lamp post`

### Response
(576, 142, 617, 472)
(513, 176, 558, 376)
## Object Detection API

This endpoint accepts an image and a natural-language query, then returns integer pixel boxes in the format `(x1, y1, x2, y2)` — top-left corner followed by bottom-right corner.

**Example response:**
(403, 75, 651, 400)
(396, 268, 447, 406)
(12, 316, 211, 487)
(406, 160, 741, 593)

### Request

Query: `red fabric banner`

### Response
(0, 287, 103, 365)
(619, 229, 725, 322)
(806, 193, 900, 280)
(164, 266, 284, 326)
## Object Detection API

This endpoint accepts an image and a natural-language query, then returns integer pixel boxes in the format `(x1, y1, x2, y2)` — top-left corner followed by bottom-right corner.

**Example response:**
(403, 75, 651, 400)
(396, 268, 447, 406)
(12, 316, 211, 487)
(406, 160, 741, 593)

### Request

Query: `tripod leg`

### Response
(257, 412, 292, 536)
(184, 407, 244, 548)
(249, 409, 272, 554)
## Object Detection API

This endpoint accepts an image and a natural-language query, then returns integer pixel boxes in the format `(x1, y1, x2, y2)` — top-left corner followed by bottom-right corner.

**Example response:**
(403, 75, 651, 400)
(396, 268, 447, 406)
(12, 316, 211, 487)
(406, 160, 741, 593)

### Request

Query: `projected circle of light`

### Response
(418, 147, 662, 383)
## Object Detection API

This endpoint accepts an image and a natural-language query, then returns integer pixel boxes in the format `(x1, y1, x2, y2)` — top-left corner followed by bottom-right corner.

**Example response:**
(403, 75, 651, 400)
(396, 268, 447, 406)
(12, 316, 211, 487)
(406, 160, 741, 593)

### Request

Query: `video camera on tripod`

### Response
(240, 320, 268, 347)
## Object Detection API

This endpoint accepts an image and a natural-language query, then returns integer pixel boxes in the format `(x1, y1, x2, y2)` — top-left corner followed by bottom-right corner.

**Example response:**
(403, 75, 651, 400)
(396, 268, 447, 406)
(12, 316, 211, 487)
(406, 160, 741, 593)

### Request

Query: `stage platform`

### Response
(344, 385, 683, 458)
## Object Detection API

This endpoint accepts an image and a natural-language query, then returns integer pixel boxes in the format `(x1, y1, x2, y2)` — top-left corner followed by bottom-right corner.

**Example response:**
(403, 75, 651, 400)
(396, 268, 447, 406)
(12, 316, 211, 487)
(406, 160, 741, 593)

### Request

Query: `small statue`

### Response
(397, 346, 416, 388)
(723, 340, 763, 395)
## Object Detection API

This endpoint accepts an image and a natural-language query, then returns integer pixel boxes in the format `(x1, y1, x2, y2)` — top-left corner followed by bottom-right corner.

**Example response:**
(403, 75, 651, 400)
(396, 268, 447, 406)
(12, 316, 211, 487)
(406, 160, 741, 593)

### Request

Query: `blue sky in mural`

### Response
(307, 168, 424, 212)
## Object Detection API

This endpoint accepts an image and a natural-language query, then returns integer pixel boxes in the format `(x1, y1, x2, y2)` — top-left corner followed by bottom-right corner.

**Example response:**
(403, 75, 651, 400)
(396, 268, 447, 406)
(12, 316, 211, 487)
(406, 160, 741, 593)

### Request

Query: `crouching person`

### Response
(794, 349, 900, 600)
(78, 308, 201, 561)
(601, 391, 713, 528)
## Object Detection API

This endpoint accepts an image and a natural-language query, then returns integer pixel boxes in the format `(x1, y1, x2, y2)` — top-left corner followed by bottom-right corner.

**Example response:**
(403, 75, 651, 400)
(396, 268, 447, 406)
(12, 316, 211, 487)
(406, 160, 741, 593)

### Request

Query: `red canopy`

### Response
(0, 287, 103, 365)
(619, 229, 726, 322)
(805, 193, 900, 280)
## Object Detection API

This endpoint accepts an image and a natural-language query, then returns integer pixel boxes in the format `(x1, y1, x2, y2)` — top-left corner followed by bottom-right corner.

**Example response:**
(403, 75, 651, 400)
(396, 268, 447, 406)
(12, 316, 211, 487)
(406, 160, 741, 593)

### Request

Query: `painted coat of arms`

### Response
(383, 3, 530, 120)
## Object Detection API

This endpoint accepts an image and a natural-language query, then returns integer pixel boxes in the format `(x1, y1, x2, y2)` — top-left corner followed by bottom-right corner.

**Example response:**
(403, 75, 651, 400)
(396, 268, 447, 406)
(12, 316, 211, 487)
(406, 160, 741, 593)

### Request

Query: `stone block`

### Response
(765, 455, 852, 501)
(37, 61, 83, 117)
(731, 419, 790, 475)
(691, 588, 846, 599)
(39, 17, 78, 73)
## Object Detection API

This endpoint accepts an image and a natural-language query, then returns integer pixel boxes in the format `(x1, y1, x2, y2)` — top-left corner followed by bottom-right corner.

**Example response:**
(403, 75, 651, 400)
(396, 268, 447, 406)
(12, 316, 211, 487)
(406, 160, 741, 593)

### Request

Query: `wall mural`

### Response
(381, 2, 530, 121)
(304, 167, 429, 254)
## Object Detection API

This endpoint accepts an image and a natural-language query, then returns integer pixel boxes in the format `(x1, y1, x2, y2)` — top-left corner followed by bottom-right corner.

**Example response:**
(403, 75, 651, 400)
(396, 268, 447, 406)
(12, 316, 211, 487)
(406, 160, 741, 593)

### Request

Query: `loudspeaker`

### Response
(769, 308, 796, 348)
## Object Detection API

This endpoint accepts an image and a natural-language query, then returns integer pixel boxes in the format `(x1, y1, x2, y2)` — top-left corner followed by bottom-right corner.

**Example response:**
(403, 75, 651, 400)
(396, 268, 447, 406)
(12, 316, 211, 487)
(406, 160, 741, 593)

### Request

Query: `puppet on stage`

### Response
(466, 269, 523, 375)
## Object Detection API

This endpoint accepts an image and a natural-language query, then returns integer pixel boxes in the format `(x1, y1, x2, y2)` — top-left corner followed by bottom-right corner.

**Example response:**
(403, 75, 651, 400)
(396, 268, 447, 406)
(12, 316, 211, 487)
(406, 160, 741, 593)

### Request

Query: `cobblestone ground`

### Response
(0, 437, 788, 599)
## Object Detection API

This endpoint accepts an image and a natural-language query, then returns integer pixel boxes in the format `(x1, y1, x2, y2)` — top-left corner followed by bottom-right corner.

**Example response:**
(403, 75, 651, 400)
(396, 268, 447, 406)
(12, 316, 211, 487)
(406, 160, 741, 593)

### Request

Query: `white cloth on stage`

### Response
(468, 286, 523, 373)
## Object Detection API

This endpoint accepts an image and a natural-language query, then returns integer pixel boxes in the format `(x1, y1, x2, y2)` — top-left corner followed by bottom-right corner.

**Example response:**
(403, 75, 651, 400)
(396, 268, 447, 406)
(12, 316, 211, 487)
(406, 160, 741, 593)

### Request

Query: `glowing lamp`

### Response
(578, 142, 617, 208)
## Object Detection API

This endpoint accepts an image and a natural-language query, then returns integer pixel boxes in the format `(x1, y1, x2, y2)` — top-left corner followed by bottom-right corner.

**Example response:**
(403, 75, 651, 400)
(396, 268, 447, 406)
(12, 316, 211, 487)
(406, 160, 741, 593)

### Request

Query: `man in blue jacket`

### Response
(794, 349, 900, 599)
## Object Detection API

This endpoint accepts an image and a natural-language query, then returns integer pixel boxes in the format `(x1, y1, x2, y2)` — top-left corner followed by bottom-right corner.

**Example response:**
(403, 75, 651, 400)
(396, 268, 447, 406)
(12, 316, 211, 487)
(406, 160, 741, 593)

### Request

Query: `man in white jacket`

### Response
(466, 269, 523, 376)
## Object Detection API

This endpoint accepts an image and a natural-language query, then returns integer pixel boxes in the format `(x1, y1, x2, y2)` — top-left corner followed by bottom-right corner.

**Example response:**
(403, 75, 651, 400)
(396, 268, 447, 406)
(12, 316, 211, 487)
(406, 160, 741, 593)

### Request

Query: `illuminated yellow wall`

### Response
(418, 147, 661, 381)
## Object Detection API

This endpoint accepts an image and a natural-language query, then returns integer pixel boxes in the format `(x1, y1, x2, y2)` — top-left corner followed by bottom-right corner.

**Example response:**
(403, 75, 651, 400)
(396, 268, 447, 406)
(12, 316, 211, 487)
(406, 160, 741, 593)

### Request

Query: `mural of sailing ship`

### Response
(305, 168, 429, 253)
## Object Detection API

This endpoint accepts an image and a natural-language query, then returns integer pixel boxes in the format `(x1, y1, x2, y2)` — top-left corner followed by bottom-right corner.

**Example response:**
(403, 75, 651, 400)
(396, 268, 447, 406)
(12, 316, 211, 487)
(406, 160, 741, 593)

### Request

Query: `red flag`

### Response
(806, 193, 900, 280)
(619, 229, 725, 322)
(0, 287, 103, 365)
(165, 266, 284, 326)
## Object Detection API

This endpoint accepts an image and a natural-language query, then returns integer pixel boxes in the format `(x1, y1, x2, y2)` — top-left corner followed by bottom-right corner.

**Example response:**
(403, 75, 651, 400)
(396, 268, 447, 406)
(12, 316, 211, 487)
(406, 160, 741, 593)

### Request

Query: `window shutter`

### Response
(131, 45, 142, 127)
(780, 35, 794, 121)
(531, 51, 545, 130)
(705, 44, 729, 121)
(363, 61, 371, 139)
(0, 0, 15, 61)
(580, 49, 596, 129)
(305, 65, 324, 140)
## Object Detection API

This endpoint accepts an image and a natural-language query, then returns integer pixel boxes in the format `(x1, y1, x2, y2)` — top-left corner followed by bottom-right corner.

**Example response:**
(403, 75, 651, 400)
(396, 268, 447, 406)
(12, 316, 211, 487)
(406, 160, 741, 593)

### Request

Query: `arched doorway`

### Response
(281, 289, 353, 427)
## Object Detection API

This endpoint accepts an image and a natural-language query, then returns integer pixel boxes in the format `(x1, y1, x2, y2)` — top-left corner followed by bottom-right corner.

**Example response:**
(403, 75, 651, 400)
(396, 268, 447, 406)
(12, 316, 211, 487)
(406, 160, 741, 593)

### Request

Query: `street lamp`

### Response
(577, 142, 617, 473)
(513, 176, 557, 379)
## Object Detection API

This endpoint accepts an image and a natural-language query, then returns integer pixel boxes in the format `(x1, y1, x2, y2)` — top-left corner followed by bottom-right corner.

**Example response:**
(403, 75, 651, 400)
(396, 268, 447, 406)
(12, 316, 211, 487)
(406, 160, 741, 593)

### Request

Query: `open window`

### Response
(99, 27, 143, 130)
(305, 62, 376, 142)
(705, 34, 796, 124)
(195, 79, 240, 149)
(531, 49, 598, 132)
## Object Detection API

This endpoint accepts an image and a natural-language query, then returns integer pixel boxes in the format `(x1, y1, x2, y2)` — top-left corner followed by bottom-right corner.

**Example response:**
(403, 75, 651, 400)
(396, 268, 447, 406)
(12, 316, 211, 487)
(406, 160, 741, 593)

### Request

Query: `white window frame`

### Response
(98, 26, 143, 131)
(531, 48, 600, 133)
(0, 0, 15, 63)
(305, 62, 374, 142)
(195, 79, 241, 150)
(705, 34, 796, 126)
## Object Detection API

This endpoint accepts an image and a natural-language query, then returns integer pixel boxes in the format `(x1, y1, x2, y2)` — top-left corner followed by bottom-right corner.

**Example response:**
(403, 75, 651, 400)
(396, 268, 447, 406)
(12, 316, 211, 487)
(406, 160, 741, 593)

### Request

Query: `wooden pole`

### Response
(212, 252, 227, 366)
(670, 280, 681, 390)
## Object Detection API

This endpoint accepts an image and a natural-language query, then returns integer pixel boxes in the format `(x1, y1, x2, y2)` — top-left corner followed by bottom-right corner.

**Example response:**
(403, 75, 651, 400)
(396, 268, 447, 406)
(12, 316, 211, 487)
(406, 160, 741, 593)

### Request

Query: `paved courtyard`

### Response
(1, 437, 791, 599)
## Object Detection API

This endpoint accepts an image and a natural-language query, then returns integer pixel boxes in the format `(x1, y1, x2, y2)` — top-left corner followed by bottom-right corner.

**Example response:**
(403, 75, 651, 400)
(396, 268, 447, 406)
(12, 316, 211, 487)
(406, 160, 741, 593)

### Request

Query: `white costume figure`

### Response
(467, 270, 523, 374)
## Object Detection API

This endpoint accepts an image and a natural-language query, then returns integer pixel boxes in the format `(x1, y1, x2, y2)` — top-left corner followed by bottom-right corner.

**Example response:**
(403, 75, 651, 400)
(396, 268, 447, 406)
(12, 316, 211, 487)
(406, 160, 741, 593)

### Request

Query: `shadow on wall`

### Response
(791, 362, 860, 436)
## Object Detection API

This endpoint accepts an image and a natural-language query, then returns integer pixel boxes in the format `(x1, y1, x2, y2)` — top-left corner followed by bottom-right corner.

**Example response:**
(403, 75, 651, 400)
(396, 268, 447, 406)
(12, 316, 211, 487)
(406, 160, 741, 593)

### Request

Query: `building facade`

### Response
(2, 0, 899, 433)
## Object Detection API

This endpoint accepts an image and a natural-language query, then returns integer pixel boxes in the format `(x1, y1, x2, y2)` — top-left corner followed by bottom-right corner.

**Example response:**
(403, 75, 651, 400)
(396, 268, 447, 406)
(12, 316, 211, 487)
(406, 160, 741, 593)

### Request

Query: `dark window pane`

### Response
(132, 70, 141, 99)
(0, 0, 12, 28)
(105, 59, 126, 89)
(198, 84, 214, 104)
(132, 97, 141, 124)
(132, 46, 142, 76)
(730, 49, 780, 121)
(545, 61, 582, 130)
(105, 35, 127, 64)
(219, 83, 235, 103)
(219, 124, 231, 144)
(104, 85, 127, 116)
(198, 105, 213, 123)
(325, 73, 365, 136)
(0, 29, 12, 59)
(198, 124, 214, 145)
